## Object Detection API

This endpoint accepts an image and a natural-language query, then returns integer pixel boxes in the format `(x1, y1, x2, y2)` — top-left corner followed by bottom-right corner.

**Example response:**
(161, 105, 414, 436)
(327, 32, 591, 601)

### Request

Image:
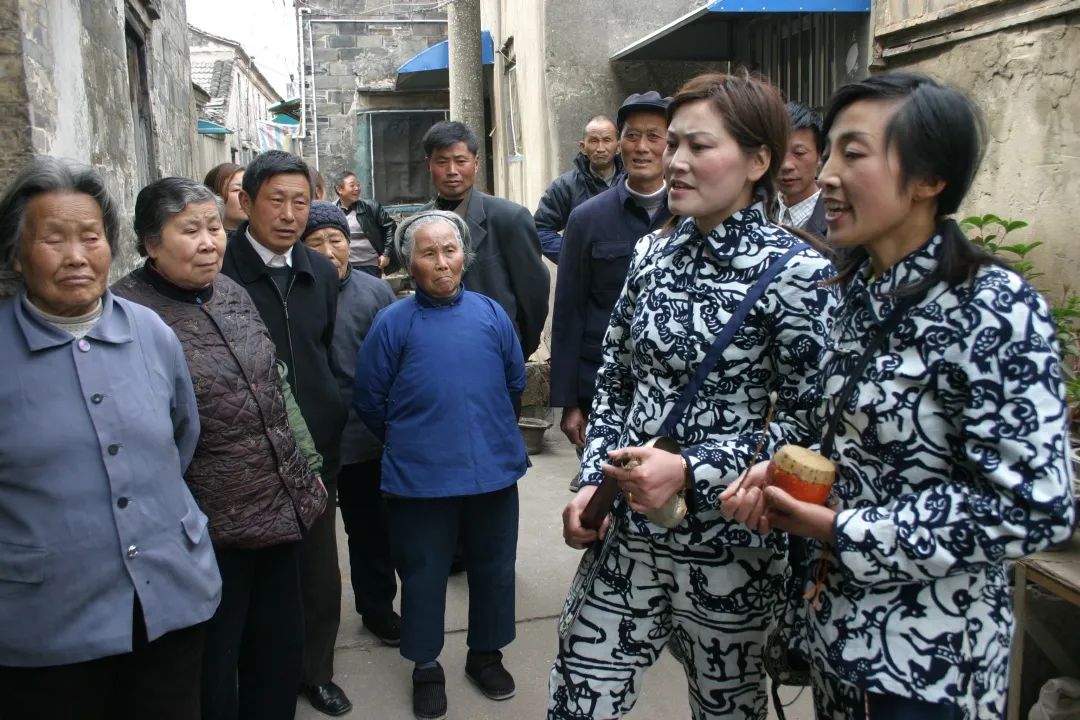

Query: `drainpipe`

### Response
(447, 0, 486, 192)
(307, 10, 319, 169)
(296, 6, 307, 140)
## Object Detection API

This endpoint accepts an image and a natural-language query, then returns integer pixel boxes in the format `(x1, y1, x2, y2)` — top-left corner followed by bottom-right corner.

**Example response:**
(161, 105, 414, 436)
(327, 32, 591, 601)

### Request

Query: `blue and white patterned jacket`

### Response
(805, 233, 1076, 717)
(580, 204, 837, 547)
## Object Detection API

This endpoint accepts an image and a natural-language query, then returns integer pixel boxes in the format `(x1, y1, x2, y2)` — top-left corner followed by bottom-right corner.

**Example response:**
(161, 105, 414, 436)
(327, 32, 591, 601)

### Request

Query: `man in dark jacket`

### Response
(776, 102, 827, 240)
(550, 92, 672, 490)
(420, 120, 549, 359)
(300, 200, 402, 652)
(333, 170, 399, 276)
(533, 115, 623, 263)
(220, 150, 352, 717)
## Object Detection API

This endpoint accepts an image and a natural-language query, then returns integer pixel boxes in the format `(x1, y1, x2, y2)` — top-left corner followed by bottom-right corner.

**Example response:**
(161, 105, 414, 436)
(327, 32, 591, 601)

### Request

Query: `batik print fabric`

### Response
(578, 204, 837, 547)
(549, 205, 836, 719)
(550, 530, 785, 719)
(803, 233, 1076, 719)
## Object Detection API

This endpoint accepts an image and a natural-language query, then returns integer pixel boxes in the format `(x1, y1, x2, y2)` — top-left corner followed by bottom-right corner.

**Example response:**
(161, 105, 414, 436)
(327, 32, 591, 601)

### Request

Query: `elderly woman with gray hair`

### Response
(353, 209, 527, 720)
(111, 176, 327, 720)
(0, 159, 220, 719)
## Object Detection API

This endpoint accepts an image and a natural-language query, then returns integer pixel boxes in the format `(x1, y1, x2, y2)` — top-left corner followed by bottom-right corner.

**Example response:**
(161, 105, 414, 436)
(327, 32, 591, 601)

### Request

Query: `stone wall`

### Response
(0, 0, 197, 285)
(299, 0, 448, 191)
(881, 12, 1080, 301)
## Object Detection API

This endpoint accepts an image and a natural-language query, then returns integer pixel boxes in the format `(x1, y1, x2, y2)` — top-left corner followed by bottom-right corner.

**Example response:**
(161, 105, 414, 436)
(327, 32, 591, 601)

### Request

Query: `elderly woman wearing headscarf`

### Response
(111, 176, 327, 720)
(353, 209, 527, 720)
(0, 158, 220, 720)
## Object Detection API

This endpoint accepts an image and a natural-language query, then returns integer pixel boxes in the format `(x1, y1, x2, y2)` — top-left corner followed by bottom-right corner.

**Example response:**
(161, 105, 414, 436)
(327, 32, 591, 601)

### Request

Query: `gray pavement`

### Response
(297, 431, 814, 720)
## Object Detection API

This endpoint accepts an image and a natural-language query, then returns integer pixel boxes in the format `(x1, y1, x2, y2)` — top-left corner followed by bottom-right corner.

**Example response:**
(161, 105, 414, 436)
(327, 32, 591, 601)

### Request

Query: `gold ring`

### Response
(626, 491, 634, 504)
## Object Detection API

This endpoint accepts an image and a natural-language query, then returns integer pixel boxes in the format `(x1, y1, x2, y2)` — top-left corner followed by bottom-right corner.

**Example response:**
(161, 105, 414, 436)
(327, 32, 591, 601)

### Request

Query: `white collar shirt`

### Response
(777, 189, 820, 230)
(246, 228, 293, 268)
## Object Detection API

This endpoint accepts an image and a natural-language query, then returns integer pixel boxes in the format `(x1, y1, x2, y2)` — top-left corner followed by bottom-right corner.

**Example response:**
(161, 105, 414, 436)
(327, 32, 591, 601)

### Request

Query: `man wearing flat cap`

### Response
(550, 91, 673, 489)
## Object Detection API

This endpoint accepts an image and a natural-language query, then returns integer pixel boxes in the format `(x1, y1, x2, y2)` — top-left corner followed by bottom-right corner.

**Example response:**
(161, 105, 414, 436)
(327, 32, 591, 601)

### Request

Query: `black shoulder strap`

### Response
(658, 243, 810, 438)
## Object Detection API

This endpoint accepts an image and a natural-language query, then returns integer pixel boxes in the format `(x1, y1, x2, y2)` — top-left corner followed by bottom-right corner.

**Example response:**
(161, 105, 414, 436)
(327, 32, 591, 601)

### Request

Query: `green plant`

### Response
(963, 214, 1080, 423)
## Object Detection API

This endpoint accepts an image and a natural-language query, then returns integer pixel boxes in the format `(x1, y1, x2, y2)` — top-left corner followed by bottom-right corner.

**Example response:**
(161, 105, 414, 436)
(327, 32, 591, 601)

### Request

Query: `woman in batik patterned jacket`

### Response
(722, 72, 1076, 719)
(549, 72, 836, 719)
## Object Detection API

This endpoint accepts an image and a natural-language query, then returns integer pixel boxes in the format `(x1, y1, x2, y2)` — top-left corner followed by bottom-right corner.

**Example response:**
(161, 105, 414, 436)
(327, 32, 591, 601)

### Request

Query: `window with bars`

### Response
(744, 13, 865, 109)
(367, 110, 448, 206)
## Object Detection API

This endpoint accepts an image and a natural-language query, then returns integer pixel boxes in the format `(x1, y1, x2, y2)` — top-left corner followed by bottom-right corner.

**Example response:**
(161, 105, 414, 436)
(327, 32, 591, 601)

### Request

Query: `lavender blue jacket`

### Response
(0, 291, 221, 667)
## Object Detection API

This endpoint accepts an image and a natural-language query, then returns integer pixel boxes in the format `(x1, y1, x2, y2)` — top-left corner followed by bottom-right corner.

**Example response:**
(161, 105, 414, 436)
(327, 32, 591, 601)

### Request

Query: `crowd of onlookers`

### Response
(0, 68, 1075, 720)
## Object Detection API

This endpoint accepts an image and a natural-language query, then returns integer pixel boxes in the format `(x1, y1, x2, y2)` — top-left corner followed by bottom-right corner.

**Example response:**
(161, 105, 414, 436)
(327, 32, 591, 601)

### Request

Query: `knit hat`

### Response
(302, 200, 350, 242)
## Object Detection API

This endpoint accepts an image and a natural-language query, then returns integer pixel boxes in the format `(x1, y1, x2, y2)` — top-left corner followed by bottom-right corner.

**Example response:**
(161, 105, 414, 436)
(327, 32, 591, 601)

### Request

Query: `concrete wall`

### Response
(480, 0, 719, 211)
(194, 132, 232, 181)
(299, 0, 448, 189)
(878, 10, 1080, 300)
(0, 0, 196, 285)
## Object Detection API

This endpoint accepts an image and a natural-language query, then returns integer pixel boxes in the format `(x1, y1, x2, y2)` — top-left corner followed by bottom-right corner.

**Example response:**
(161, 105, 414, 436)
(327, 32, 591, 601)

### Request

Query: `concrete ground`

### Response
(297, 431, 814, 720)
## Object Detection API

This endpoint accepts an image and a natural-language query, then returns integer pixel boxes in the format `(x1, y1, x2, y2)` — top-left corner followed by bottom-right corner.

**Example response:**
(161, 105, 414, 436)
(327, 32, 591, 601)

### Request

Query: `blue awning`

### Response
(395, 30, 495, 91)
(197, 119, 233, 135)
(612, 0, 869, 61)
(271, 113, 299, 126)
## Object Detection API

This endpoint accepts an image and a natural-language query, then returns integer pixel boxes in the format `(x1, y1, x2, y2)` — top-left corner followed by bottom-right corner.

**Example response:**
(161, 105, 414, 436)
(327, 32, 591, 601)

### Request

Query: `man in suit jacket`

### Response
(219, 150, 351, 718)
(419, 121, 549, 359)
(776, 102, 827, 241)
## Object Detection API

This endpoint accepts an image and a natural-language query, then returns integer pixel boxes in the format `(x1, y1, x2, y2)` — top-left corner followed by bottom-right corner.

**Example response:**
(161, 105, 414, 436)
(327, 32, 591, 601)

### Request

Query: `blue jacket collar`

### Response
(15, 289, 133, 351)
(414, 284, 464, 308)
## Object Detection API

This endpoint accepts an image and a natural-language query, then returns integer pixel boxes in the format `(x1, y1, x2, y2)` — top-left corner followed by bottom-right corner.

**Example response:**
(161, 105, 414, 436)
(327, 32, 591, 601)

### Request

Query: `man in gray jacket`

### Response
(301, 201, 401, 653)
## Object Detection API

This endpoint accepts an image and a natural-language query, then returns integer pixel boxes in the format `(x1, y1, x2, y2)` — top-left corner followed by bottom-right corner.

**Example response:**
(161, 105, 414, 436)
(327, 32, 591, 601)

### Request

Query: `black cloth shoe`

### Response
(465, 650, 516, 700)
(363, 611, 401, 646)
(301, 681, 353, 716)
(412, 663, 447, 720)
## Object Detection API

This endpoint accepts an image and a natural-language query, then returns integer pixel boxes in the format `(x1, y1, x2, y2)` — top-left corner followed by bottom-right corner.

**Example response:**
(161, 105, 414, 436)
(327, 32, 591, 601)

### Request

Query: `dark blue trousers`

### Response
(385, 484, 519, 664)
(866, 694, 962, 720)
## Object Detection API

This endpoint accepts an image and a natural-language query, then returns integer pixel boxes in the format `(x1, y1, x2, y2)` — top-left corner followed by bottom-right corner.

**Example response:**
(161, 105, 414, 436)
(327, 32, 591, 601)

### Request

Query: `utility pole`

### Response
(446, 0, 487, 192)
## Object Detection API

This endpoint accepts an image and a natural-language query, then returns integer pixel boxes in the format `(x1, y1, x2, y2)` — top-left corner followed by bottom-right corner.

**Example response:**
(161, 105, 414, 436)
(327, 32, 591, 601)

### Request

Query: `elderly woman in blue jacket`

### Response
(353, 209, 527, 720)
(0, 158, 220, 719)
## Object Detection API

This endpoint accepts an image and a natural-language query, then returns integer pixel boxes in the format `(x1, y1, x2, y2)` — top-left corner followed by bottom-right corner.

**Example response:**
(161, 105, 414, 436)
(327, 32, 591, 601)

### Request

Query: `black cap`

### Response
(616, 91, 672, 131)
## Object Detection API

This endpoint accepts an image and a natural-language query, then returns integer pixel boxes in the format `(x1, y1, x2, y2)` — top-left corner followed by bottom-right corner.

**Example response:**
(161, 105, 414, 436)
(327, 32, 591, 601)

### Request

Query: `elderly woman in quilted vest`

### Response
(112, 177, 327, 720)
(721, 73, 1076, 720)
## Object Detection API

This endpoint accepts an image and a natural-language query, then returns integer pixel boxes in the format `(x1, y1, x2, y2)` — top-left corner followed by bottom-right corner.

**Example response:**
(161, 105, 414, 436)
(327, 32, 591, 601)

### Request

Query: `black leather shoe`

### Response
(363, 611, 402, 646)
(301, 681, 353, 716)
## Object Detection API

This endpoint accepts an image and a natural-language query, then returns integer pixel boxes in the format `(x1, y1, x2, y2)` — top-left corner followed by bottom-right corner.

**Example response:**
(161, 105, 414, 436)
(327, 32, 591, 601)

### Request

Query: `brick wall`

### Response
(299, 1, 448, 190)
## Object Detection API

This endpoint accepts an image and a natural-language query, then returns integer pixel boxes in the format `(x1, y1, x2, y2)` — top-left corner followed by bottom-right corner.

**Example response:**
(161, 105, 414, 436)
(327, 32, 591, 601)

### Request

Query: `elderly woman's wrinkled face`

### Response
(15, 192, 111, 317)
(410, 221, 463, 299)
(303, 227, 350, 280)
(148, 200, 226, 290)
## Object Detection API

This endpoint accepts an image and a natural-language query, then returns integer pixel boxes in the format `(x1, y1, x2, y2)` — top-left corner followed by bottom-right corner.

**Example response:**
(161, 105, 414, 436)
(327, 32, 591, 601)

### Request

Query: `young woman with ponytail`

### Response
(721, 72, 1076, 719)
